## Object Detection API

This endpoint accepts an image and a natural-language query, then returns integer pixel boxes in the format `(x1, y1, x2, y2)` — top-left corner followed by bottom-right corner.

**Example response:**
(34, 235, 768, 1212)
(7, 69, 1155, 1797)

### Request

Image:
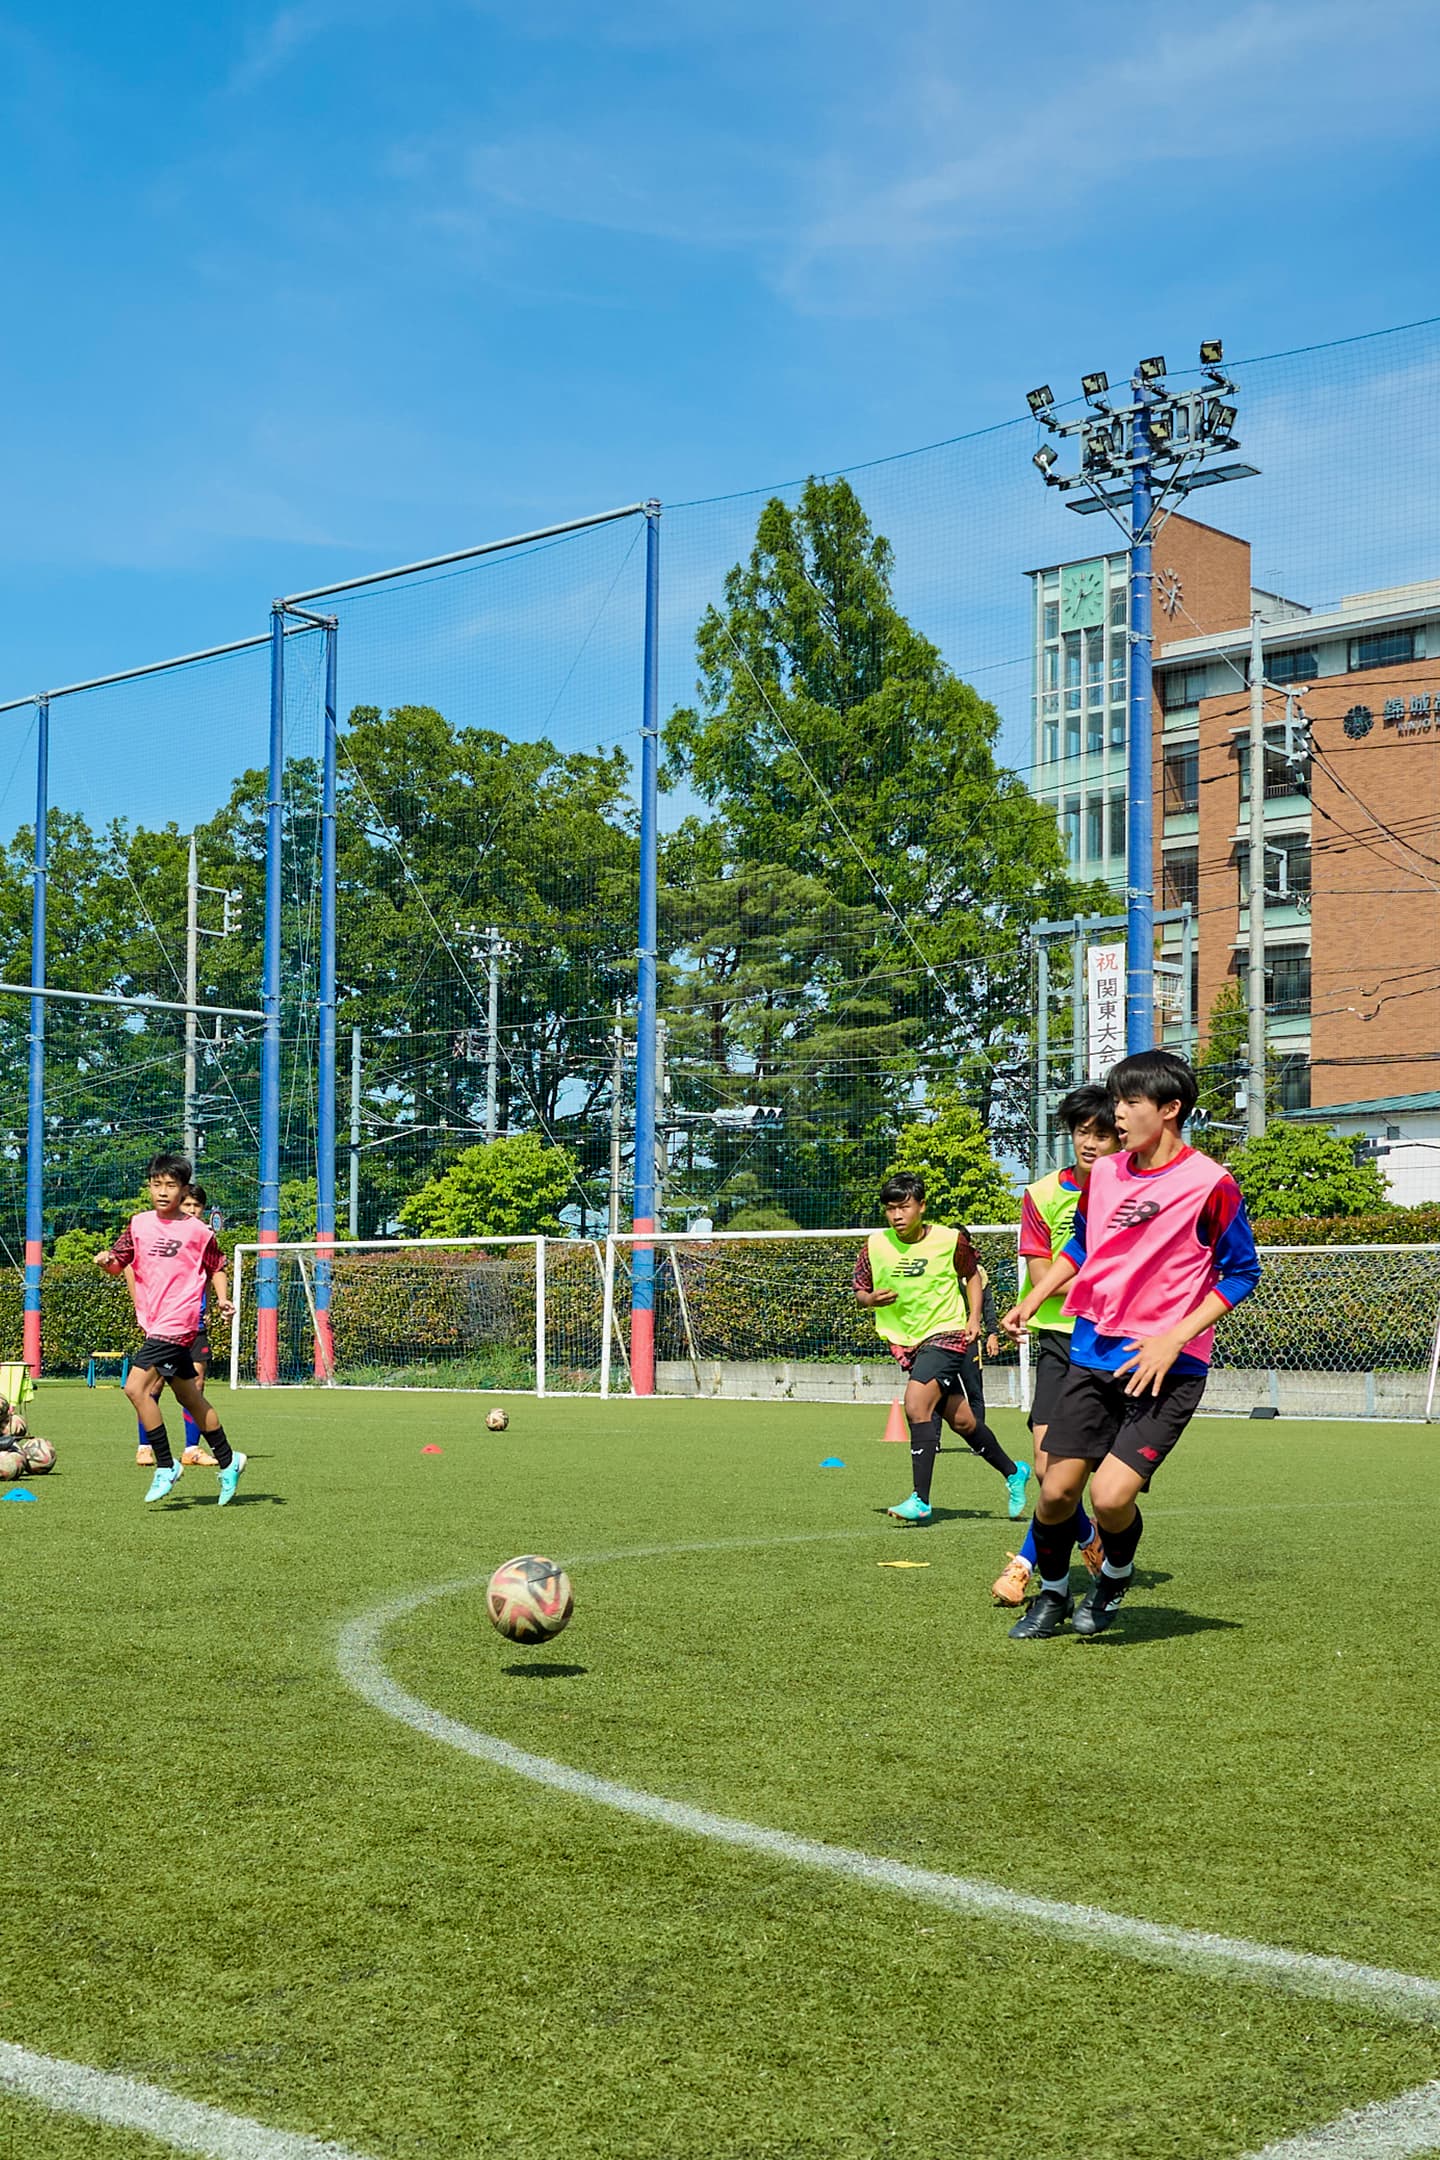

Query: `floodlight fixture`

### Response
(1138, 355, 1167, 383)
(1026, 385, 1055, 415)
(1199, 338, 1224, 365)
(1033, 443, 1058, 473)
(1081, 371, 1109, 400)
(1148, 407, 1173, 443)
(1208, 400, 1238, 437)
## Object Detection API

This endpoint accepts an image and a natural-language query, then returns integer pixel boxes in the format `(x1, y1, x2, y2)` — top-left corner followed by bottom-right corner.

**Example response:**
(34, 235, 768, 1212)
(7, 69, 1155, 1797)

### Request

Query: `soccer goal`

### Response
(598, 1226, 1027, 1406)
(228, 1236, 612, 1393)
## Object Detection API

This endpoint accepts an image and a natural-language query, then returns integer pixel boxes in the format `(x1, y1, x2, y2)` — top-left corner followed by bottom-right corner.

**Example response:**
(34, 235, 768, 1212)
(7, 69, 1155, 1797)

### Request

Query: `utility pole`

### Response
(655, 1017, 668, 1229)
(608, 1006, 624, 1238)
(484, 927, 503, 1142)
(348, 1026, 362, 1237)
(1246, 613, 1268, 1138)
(1027, 342, 1256, 1053)
(184, 833, 199, 1164)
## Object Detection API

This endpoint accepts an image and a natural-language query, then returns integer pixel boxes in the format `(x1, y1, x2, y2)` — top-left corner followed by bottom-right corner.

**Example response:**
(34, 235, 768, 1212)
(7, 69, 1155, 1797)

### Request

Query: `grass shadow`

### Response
(1085, 1605, 1243, 1647)
(503, 1662, 588, 1679)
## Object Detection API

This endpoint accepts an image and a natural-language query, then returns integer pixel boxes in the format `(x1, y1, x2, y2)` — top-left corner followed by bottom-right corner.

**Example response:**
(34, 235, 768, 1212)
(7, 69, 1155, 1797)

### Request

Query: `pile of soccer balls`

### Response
(0, 1401, 54, 1482)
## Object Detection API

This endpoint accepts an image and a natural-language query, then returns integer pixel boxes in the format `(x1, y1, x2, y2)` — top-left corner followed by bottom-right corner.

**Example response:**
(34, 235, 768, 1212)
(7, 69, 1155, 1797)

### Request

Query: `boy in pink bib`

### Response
(1001, 1049, 1260, 1640)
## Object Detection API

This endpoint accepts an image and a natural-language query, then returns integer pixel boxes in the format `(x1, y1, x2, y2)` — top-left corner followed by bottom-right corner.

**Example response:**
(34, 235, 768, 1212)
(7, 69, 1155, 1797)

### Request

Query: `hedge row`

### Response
(1251, 1206, 1440, 1247)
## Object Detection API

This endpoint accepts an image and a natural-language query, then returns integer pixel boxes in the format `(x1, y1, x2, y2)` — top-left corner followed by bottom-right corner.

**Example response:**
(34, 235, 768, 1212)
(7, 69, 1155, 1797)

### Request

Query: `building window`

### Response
(1064, 632, 1082, 708)
(1163, 743, 1200, 815)
(1267, 647, 1318, 685)
(1163, 848, 1199, 910)
(1236, 944, 1311, 1015)
(1238, 726, 1310, 802)
(1062, 798, 1081, 865)
(1044, 647, 1059, 693)
(1109, 789, 1126, 857)
(1043, 601, 1059, 641)
(1239, 835, 1310, 907)
(1110, 584, 1127, 629)
(1349, 629, 1416, 672)
(1065, 707, 1081, 759)
(1276, 1054, 1311, 1114)
(1086, 796, 1104, 862)
(1109, 706, 1126, 750)
(1162, 665, 1209, 712)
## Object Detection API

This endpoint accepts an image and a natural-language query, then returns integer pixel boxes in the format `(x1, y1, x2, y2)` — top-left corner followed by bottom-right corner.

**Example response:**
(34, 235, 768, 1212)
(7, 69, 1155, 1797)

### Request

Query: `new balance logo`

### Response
(1109, 1199, 1161, 1232)
(895, 1259, 929, 1278)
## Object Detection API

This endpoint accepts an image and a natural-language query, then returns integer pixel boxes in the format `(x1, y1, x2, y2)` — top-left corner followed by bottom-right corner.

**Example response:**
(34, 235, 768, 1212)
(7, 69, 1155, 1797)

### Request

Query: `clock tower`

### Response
(1059, 559, 1106, 631)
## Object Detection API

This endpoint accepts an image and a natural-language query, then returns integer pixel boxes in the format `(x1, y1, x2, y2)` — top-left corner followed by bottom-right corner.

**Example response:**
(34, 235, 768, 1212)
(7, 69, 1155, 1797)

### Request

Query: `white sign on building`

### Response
(1086, 943, 1126, 1079)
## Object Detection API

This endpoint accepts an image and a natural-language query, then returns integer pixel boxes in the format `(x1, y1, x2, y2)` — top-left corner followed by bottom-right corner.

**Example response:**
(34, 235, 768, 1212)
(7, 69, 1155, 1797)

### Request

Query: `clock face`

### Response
(1060, 560, 1106, 630)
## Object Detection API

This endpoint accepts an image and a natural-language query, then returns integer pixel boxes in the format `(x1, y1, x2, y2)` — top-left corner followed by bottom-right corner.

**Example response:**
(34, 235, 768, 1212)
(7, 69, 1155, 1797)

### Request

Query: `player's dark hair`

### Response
(1057, 1083, 1117, 1137)
(1105, 1050, 1198, 1125)
(187, 1184, 208, 1210)
(879, 1171, 926, 1206)
(146, 1150, 193, 1184)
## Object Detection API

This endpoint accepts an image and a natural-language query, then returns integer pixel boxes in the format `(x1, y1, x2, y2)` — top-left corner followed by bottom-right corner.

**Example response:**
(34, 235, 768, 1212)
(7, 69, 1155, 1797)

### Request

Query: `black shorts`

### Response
(1042, 1362, 1206, 1478)
(909, 1339, 976, 1404)
(191, 1330, 211, 1362)
(1027, 1329, 1072, 1432)
(132, 1338, 199, 1383)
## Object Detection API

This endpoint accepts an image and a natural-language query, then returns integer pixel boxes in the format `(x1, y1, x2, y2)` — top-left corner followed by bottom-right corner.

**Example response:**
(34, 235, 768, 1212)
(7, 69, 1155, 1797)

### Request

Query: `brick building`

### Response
(1028, 515, 1440, 1141)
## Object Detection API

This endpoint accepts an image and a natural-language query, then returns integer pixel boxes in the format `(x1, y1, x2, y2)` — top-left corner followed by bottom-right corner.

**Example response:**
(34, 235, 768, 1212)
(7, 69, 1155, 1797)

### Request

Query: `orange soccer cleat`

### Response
(991, 1553, 1033, 1606)
(1079, 1524, 1106, 1579)
(136, 1443, 156, 1467)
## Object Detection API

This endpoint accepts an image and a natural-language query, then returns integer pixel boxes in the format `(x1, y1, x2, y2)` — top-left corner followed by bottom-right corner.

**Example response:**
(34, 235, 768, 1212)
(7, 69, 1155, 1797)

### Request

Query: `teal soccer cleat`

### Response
(1005, 1460, 1032, 1520)
(216, 1451, 248, 1508)
(887, 1491, 932, 1525)
(143, 1463, 184, 1505)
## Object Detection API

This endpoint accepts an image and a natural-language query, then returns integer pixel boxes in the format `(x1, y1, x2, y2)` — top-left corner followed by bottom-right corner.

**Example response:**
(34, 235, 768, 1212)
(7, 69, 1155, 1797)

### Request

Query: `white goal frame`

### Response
(229, 1235, 552, 1393)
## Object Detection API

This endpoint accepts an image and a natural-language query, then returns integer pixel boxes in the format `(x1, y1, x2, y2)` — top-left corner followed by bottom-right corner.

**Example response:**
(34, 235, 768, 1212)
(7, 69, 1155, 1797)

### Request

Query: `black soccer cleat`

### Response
(1072, 1574, 1129, 1637)
(1007, 1588, 1073, 1640)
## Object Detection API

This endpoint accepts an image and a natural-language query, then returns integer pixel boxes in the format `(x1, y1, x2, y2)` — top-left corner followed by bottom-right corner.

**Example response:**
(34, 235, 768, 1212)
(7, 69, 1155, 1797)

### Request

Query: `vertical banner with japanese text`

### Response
(1086, 943, 1126, 1080)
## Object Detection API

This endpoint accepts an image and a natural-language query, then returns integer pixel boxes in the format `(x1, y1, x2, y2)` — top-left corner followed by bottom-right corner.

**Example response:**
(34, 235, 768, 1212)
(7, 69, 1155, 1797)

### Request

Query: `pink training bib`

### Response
(1062, 1146, 1231, 1362)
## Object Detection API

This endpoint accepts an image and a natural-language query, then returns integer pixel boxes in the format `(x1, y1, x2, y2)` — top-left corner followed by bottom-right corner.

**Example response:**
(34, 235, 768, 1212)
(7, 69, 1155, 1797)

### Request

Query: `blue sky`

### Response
(3, 0, 1440, 824)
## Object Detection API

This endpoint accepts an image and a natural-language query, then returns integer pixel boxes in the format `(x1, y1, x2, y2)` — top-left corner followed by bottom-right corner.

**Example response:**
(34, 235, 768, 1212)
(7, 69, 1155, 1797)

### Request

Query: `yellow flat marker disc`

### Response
(877, 1559, 930, 1569)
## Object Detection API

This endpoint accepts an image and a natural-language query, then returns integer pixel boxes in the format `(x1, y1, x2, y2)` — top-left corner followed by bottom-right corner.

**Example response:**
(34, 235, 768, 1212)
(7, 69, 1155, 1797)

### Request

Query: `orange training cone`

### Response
(881, 1398, 908, 1444)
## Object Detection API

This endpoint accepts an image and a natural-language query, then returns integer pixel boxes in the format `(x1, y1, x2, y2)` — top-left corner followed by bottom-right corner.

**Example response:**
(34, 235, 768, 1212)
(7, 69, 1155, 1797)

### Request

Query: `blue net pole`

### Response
(24, 696, 48, 1377)
(314, 619, 338, 1379)
(1126, 380, 1155, 1053)
(257, 608, 285, 1385)
(630, 501, 662, 1394)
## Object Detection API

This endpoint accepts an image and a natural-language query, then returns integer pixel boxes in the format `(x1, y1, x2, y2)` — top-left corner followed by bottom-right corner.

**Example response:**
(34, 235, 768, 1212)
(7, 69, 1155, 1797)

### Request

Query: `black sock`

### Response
(963, 1420, 1018, 1481)
(1031, 1510, 1077, 1585)
(908, 1416, 942, 1504)
(1100, 1505, 1143, 1575)
(148, 1424, 173, 1470)
(207, 1425, 234, 1472)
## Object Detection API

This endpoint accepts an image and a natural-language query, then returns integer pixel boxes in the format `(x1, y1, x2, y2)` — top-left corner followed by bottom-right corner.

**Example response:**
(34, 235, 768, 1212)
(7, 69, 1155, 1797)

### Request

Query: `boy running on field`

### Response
(856, 1172, 1031, 1526)
(1000, 1050, 1260, 1639)
(991, 1084, 1119, 1605)
(132, 1184, 219, 1468)
(96, 1152, 245, 1507)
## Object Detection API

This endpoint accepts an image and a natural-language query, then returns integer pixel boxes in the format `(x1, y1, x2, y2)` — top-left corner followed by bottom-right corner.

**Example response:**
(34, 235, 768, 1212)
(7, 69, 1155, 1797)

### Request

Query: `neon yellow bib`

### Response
(1020, 1170, 1082, 1332)
(866, 1224, 967, 1344)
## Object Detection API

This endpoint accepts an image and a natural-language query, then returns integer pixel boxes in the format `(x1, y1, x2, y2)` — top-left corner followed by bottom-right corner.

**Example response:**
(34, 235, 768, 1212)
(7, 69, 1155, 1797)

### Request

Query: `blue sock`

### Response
(137, 1416, 148, 1446)
(182, 1410, 201, 1448)
(1018, 1518, 1038, 1567)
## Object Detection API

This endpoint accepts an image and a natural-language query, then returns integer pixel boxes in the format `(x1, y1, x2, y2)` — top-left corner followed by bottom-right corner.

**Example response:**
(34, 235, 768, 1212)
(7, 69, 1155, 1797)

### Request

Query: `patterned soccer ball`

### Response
(486, 1555, 574, 1644)
(485, 1408, 509, 1433)
(0, 1449, 23, 1482)
(4, 1413, 28, 1441)
(19, 1437, 54, 1475)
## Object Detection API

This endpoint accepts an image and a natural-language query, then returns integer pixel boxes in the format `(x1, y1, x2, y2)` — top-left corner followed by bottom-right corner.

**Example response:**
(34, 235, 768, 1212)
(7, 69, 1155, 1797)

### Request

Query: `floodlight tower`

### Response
(1026, 344, 1257, 1052)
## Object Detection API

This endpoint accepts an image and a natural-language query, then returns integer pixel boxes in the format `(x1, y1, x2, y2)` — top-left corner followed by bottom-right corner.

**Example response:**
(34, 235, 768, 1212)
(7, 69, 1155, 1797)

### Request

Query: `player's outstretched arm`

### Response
(1001, 1251, 1079, 1338)
(210, 1267, 236, 1320)
(93, 1249, 124, 1276)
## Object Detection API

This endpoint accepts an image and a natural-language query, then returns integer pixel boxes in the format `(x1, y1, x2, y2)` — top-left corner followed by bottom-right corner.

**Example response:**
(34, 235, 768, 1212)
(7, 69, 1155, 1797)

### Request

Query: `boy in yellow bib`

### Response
(855, 1172, 1031, 1525)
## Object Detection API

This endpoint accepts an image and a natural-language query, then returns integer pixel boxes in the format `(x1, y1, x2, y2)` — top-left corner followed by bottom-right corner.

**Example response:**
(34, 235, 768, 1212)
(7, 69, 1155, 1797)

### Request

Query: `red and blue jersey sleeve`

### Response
(1198, 1174, 1261, 1309)
(1019, 1188, 1053, 1262)
(854, 1244, 873, 1295)
(1061, 1191, 1088, 1272)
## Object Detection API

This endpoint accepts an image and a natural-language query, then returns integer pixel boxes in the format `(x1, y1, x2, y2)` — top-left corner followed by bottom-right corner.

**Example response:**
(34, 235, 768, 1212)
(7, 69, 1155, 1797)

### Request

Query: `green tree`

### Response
(663, 476, 1084, 1207)
(1227, 1122, 1388, 1219)
(882, 1089, 1017, 1225)
(398, 1133, 580, 1238)
(1193, 980, 1282, 1150)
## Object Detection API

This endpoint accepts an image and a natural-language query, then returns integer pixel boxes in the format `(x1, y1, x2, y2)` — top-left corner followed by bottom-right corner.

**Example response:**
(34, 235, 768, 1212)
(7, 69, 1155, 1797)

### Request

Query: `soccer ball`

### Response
(19, 1437, 54, 1475)
(486, 1408, 509, 1432)
(485, 1555, 574, 1644)
(4, 1412, 28, 1441)
(0, 1450, 23, 1482)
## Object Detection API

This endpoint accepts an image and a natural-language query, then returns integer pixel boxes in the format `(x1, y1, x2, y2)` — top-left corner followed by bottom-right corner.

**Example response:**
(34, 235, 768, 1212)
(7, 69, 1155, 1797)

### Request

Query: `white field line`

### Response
(1247, 2080, 1440, 2157)
(0, 2038, 376, 2158)
(337, 1533, 1440, 2029)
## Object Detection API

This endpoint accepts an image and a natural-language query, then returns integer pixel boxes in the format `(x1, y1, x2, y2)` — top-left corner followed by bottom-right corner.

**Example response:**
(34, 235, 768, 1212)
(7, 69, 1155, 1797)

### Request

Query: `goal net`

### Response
(228, 1237, 610, 1393)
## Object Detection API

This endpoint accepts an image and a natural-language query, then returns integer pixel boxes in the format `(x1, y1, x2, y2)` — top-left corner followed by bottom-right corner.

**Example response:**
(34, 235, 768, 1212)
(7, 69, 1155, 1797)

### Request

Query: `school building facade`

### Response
(1027, 515, 1440, 1193)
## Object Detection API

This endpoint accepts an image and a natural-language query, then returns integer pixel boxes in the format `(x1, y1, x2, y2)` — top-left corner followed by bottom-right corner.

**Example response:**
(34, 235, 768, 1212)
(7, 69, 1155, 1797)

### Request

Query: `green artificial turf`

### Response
(2, 1386, 1439, 2159)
